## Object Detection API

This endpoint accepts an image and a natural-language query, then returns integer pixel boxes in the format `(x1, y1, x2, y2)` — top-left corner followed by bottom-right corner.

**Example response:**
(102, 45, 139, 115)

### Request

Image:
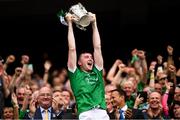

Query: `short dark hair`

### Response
(78, 52, 92, 60)
(62, 88, 74, 100)
(53, 89, 62, 93)
(110, 87, 126, 97)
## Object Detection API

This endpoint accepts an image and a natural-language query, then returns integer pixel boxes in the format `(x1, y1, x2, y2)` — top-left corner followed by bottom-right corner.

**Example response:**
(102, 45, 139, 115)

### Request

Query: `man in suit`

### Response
(111, 87, 132, 119)
(24, 86, 61, 119)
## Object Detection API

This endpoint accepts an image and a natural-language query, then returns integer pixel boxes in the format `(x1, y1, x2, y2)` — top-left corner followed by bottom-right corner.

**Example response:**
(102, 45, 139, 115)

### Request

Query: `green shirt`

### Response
(68, 66, 106, 114)
(126, 96, 135, 109)
(137, 81, 145, 92)
(19, 109, 29, 120)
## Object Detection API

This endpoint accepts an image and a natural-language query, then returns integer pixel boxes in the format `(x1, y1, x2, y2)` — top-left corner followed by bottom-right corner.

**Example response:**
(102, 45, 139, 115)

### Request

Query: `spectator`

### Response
(24, 86, 62, 119)
(111, 87, 132, 119)
(133, 91, 168, 119)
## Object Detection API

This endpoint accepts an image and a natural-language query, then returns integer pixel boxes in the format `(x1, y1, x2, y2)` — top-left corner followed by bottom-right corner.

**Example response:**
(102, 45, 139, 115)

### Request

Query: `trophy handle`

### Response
(78, 3, 84, 9)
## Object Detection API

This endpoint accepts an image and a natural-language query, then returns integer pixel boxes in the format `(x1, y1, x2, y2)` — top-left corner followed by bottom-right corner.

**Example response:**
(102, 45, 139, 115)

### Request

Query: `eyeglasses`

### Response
(39, 93, 52, 97)
(159, 77, 167, 81)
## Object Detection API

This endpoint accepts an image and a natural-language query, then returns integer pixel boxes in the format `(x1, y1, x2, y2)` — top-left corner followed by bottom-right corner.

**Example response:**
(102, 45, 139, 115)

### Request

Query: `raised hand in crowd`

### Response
(149, 61, 156, 72)
(137, 50, 146, 60)
(15, 55, 31, 87)
(3, 55, 15, 71)
(133, 94, 144, 109)
(167, 45, 173, 56)
(28, 98, 36, 118)
(106, 59, 122, 82)
(131, 48, 138, 56)
(167, 45, 174, 66)
(44, 60, 52, 73)
(157, 55, 163, 65)
(8, 67, 22, 92)
(43, 60, 52, 84)
(21, 55, 29, 65)
(168, 64, 177, 85)
(132, 49, 148, 84)
(11, 93, 19, 119)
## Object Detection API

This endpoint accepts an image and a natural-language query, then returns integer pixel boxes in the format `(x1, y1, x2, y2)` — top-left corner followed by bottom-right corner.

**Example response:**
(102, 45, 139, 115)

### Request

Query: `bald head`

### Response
(39, 87, 52, 95)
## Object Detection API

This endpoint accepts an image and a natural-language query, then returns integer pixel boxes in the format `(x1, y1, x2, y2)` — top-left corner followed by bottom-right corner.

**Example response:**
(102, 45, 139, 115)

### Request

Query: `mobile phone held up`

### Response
(137, 92, 147, 103)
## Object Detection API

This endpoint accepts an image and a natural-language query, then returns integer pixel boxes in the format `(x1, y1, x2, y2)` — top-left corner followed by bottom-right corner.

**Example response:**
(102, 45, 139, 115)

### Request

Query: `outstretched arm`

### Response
(66, 13, 77, 72)
(90, 13, 103, 70)
(43, 60, 52, 84)
(106, 59, 122, 82)
(3, 55, 15, 71)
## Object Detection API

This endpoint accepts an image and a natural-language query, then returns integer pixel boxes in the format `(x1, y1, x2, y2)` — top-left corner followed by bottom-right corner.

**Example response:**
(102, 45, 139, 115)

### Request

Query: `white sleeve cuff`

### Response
(68, 66, 77, 73)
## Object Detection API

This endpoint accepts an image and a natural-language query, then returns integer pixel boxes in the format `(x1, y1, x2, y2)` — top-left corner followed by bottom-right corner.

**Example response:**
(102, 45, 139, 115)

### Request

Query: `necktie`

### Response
(44, 110, 49, 120)
(119, 109, 124, 120)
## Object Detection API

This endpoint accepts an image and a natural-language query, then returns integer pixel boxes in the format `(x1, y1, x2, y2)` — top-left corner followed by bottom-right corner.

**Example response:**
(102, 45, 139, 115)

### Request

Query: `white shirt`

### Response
(40, 107, 52, 120)
(120, 104, 128, 118)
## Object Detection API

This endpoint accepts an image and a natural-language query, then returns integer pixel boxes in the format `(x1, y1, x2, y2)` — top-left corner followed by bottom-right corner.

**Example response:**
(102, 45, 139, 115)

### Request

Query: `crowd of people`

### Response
(0, 13, 180, 120)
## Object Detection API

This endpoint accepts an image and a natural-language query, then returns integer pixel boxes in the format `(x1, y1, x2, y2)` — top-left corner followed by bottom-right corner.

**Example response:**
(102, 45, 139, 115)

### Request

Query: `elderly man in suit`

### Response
(24, 86, 61, 119)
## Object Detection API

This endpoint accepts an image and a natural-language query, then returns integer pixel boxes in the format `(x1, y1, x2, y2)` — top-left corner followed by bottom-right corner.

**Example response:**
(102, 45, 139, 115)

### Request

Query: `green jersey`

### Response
(68, 66, 106, 114)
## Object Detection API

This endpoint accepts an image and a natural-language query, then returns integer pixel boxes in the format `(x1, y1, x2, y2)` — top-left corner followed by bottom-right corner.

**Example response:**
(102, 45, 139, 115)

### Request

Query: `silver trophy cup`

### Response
(69, 3, 91, 30)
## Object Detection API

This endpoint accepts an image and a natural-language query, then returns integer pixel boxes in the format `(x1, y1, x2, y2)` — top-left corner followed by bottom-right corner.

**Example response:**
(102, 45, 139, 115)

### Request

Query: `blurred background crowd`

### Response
(0, 44, 179, 119)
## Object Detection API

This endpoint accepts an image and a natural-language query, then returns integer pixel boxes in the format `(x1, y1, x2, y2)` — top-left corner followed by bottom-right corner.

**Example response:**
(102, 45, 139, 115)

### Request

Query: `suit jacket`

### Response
(132, 108, 169, 119)
(60, 108, 77, 119)
(24, 107, 62, 120)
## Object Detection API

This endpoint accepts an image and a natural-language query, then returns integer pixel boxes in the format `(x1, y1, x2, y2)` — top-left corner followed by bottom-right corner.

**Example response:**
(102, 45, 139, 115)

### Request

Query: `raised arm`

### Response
(66, 13, 77, 72)
(0, 61, 11, 98)
(43, 60, 52, 84)
(167, 45, 174, 66)
(15, 55, 29, 87)
(3, 55, 15, 71)
(11, 93, 19, 119)
(138, 50, 148, 84)
(106, 59, 122, 82)
(90, 13, 103, 69)
(149, 61, 156, 88)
